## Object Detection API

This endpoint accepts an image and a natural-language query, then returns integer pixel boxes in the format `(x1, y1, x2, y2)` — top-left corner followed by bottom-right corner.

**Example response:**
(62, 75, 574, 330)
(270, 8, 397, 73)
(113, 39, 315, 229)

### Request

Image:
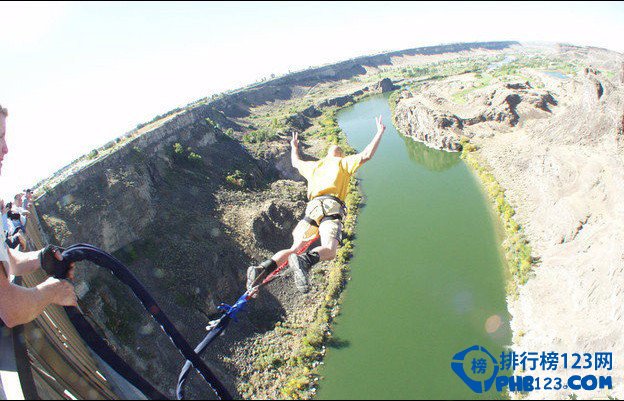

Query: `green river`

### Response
(316, 95, 511, 399)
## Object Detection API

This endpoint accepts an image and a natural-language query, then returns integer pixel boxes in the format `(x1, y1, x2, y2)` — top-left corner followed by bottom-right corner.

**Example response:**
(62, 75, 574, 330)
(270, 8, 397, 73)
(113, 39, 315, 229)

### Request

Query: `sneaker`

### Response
(288, 254, 310, 293)
(246, 265, 264, 291)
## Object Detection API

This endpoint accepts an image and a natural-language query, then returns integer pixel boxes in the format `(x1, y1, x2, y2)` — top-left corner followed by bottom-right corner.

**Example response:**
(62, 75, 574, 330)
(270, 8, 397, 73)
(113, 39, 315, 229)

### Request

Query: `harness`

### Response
(302, 195, 347, 227)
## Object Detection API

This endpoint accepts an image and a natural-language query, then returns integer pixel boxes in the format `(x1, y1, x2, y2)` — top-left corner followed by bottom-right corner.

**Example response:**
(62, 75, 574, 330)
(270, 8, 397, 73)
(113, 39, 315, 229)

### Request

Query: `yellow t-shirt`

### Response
(297, 154, 363, 201)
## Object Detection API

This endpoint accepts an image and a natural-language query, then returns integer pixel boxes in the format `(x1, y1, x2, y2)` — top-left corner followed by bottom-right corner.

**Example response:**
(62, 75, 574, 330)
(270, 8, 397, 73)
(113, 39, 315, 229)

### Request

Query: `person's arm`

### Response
(6, 248, 42, 277)
(6, 247, 75, 278)
(0, 267, 77, 328)
(358, 115, 386, 164)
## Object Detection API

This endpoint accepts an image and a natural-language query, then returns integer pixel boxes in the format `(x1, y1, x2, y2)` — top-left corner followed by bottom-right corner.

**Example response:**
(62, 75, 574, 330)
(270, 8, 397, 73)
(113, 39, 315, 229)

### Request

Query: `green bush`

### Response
(87, 149, 99, 160)
(281, 375, 311, 399)
(173, 142, 184, 154)
(188, 152, 202, 162)
(226, 170, 246, 187)
(171, 143, 203, 167)
(243, 128, 278, 143)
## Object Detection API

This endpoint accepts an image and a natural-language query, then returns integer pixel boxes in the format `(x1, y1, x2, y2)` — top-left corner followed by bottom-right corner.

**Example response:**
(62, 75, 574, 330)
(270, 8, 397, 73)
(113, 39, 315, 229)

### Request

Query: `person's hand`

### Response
(290, 132, 299, 150)
(248, 286, 260, 299)
(375, 115, 385, 134)
(53, 248, 76, 280)
(40, 245, 75, 279)
(38, 277, 77, 307)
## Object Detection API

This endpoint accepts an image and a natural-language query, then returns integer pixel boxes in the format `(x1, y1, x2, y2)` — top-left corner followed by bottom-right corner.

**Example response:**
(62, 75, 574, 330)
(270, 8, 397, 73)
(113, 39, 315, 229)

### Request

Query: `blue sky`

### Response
(1, 1, 623, 199)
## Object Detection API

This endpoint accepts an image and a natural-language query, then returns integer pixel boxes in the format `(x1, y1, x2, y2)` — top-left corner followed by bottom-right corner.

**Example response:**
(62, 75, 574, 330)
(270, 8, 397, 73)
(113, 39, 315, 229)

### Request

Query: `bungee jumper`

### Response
(246, 115, 387, 295)
(178, 115, 387, 397)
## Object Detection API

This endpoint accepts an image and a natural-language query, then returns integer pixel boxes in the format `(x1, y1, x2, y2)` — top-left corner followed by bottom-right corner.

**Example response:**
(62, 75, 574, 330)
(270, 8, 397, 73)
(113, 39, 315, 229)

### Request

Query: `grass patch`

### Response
(243, 128, 279, 143)
(451, 74, 493, 104)
(225, 170, 246, 188)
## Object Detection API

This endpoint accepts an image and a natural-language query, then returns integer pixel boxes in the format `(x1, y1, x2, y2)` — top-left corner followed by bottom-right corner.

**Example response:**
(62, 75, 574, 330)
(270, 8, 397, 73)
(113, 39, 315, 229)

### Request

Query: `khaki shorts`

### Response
(292, 197, 346, 243)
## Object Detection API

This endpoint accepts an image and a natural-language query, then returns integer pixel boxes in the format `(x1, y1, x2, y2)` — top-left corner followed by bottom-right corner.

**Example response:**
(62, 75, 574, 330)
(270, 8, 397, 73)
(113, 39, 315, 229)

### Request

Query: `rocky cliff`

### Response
(393, 80, 558, 152)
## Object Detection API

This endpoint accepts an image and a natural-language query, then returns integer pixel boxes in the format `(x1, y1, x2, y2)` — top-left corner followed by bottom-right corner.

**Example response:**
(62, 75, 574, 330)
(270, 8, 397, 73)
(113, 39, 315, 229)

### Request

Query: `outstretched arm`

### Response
(6, 247, 75, 279)
(358, 115, 386, 164)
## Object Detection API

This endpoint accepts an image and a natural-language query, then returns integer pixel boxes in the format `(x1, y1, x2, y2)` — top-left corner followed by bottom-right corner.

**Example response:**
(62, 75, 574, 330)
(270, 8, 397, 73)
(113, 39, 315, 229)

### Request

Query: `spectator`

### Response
(5, 202, 23, 235)
(22, 189, 33, 211)
(8, 194, 30, 233)
(1, 201, 23, 249)
(0, 104, 77, 328)
(1, 200, 14, 235)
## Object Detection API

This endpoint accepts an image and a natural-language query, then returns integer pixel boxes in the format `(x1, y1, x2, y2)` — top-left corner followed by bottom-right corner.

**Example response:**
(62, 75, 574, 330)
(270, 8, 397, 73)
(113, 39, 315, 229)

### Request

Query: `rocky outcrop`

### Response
(374, 78, 398, 93)
(583, 67, 605, 101)
(320, 94, 354, 108)
(393, 83, 558, 151)
(284, 112, 311, 131)
(506, 81, 532, 90)
(302, 105, 322, 118)
(393, 98, 464, 151)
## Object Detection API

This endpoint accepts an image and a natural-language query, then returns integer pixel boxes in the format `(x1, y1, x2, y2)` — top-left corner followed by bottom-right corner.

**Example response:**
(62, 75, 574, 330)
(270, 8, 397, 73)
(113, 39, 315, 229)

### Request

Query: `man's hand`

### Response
(38, 277, 77, 307)
(375, 115, 386, 134)
(40, 245, 75, 279)
(357, 115, 387, 164)
(290, 132, 299, 150)
(53, 248, 76, 280)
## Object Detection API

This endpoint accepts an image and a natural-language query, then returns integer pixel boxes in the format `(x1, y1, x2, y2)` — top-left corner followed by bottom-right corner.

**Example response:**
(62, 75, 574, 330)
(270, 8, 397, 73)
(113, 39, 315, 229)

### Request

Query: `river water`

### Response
(316, 95, 511, 399)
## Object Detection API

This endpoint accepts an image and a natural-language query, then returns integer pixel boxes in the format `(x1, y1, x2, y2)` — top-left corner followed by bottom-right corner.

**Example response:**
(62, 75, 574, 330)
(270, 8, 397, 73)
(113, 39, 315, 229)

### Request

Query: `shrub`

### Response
(87, 149, 99, 160)
(171, 143, 203, 167)
(243, 128, 277, 143)
(173, 142, 184, 155)
(188, 152, 202, 163)
(205, 117, 217, 127)
(226, 170, 246, 187)
(281, 375, 311, 399)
